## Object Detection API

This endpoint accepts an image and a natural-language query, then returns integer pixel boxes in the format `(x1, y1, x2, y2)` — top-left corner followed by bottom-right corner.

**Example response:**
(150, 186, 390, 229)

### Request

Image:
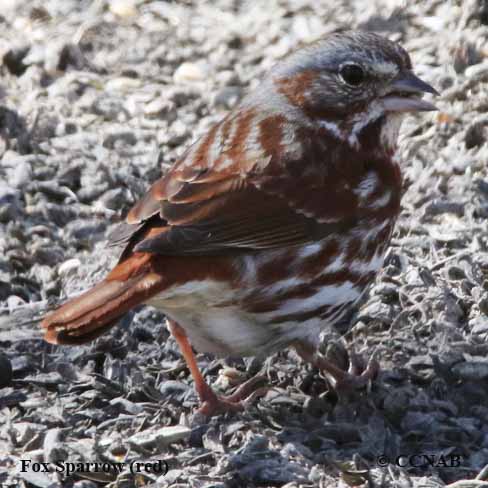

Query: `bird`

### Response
(41, 31, 438, 417)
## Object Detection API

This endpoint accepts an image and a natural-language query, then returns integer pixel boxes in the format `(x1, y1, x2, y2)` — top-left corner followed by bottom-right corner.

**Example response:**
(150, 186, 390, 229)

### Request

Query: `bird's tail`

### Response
(41, 253, 164, 345)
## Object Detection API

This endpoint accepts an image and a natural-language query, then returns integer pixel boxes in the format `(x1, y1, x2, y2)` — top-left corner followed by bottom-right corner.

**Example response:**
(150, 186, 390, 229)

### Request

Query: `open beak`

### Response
(382, 71, 439, 112)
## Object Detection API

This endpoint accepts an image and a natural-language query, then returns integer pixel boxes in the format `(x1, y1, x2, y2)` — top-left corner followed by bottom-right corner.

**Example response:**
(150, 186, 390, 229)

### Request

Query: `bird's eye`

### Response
(339, 63, 365, 86)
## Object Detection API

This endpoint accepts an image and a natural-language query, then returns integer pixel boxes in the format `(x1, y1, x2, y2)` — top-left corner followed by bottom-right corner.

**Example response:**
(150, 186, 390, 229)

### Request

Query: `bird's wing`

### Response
(109, 110, 359, 258)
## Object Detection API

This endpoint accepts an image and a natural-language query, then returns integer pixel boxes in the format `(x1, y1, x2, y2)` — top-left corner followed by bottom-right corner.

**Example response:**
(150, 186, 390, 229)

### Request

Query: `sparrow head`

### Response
(272, 30, 438, 149)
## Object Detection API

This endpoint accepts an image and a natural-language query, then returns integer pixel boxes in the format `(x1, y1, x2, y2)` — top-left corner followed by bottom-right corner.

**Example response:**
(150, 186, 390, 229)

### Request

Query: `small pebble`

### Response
(58, 258, 81, 277)
(173, 62, 208, 83)
(144, 98, 177, 120)
(109, 0, 137, 18)
(128, 425, 191, 448)
(465, 61, 488, 81)
(7, 295, 26, 313)
(105, 77, 141, 92)
(159, 380, 190, 397)
(465, 122, 486, 149)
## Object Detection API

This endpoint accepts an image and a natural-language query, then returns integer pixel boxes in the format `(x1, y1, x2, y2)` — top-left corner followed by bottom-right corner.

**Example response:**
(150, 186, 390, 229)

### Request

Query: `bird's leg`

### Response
(167, 319, 266, 416)
(294, 340, 379, 395)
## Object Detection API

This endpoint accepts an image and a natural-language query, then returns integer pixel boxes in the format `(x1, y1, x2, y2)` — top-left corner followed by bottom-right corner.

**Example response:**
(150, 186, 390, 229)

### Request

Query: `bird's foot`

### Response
(295, 340, 379, 396)
(315, 347, 379, 394)
(197, 374, 268, 417)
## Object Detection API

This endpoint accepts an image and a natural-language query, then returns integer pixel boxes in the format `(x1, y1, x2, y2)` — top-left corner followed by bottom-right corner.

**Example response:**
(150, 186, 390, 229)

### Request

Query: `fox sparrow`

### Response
(42, 31, 438, 416)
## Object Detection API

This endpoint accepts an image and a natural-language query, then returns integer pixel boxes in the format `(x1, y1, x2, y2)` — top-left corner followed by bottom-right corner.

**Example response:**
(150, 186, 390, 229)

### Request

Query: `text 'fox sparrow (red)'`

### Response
(41, 31, 438, 416)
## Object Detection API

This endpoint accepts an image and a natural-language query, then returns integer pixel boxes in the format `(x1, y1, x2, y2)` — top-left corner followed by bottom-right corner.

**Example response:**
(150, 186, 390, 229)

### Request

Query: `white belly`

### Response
(145, 279, 323, 357)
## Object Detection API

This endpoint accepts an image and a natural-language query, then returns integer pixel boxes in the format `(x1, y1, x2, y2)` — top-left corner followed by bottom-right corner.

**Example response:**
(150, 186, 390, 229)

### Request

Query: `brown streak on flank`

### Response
(255, 250, 297, 287)
(357, 271, 377, 288)
(243, 284, 320, 316)
(267, 303, 332, 325)
(363, 240, 379, 264)
(299, 239, 340, 278)
(344, 237, 362, 263)
(320, 303, 345, 321)
(259, 115, 286, 160)
(150, 254, 240, 290)
(246, 269, 363, 317)
(311, 270, 362, 289)
(272, 283, 316, 302)
(276, 70, 317, 108)
(365, 235, 378, 256)
(243, 296, 284, 314)
(377, 222, 392, 243)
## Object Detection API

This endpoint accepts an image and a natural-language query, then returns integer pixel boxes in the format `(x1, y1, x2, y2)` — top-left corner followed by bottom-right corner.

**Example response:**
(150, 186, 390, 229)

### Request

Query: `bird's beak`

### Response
(382, 71, 439, 112)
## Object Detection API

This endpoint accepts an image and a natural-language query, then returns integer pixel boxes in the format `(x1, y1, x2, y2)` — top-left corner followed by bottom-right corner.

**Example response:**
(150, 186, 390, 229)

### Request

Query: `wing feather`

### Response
(109, 114, 357, 257)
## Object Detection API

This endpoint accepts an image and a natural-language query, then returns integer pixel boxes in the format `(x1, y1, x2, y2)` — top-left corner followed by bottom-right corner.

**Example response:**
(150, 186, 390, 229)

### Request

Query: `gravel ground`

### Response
(1, 0, 488, 487)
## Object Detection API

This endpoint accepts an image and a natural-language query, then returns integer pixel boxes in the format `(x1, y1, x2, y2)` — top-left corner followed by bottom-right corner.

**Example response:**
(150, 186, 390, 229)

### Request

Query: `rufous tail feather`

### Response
(41, 253, 164, 345)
